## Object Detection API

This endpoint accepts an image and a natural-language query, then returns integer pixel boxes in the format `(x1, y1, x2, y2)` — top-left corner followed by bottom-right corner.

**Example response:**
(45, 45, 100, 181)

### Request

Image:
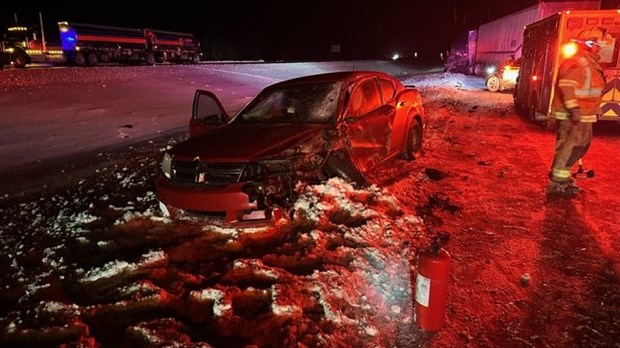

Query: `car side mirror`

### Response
(203, 114, 221, 124)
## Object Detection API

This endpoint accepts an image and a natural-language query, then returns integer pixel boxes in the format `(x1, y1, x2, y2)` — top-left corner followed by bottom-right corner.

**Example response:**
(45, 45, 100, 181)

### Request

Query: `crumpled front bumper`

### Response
(156, 176, 258, 223)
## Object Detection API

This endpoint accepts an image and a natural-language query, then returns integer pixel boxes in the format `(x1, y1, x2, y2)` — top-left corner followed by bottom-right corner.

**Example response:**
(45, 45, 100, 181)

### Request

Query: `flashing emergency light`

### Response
(562, 42, 578, 59)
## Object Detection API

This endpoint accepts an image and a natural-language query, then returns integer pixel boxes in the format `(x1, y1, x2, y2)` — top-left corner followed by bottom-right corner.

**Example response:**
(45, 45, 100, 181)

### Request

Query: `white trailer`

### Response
(472, 0, 600, 76)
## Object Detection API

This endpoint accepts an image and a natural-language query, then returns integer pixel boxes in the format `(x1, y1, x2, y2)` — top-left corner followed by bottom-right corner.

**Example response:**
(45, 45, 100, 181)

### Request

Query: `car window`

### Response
(348, 79, 382, 117)
(234, 81, 342, 123)
(379, 77, 396, 103)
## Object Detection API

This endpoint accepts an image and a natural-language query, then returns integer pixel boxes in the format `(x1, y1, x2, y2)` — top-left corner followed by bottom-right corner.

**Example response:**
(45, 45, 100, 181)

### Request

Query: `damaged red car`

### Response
(156, 71, 425, 223)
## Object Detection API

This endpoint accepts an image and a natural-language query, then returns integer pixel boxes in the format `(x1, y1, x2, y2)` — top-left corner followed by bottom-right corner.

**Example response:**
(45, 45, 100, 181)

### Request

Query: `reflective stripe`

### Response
(552, 168, 571, 179)
(558, 79, 579, 87)
(564, 99, 579, 109)
(581, 114, 597, 122)
(575, 88, 603, 97)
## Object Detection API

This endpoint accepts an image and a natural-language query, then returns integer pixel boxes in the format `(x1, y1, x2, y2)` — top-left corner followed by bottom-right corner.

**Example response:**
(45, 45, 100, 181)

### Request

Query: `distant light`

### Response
(392, 53, 399, 60)
(8, 26, 28, 32)
(440, 52, 444, 59)
(486, 66, 496, 75)
(562, 42, 578, 59)
(5, 48, 14, 53)
(414, 52, 418, 58)
(532, 75, 538, 81)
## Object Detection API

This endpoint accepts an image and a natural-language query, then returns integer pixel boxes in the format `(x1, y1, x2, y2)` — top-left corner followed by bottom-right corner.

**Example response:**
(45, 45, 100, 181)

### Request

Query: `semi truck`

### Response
(444, 0, 601, 76)
(1, 24, 64, 68)
(58, 22, 201, 66)
(514, 9, 620, 123)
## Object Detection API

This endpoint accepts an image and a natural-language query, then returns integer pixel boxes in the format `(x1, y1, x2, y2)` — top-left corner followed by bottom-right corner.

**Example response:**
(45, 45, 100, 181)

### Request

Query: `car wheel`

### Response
(402, 119, 423, 161)
(323, 153, 368, 188)
(486, 74, 501, 92)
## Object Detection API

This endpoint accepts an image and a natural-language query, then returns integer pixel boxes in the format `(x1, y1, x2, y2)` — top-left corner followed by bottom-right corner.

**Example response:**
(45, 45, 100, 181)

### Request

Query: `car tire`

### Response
(402, 119, 423, 161)
(323, 153, 368, 188)
(486, 74, 501, 92)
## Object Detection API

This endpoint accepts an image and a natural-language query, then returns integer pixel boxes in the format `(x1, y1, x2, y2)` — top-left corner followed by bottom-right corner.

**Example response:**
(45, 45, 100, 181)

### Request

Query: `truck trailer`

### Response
(445, 0, 601, 76)
(58, 22, 201, 66)
(514, 9, 620, 123)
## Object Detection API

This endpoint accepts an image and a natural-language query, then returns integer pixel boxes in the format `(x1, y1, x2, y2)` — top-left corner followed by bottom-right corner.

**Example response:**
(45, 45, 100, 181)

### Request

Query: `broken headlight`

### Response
(161, 152, 172, 179)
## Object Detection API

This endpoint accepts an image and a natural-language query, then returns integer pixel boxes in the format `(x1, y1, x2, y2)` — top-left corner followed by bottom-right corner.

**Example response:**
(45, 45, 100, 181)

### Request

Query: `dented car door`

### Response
(344, 78, 393, 173)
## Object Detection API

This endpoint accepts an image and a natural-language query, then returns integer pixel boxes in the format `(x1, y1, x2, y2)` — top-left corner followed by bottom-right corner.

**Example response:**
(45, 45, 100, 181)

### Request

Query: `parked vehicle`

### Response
(514, 9, 620, 123)
(444, 0, 601, 76)
(58, 22, 201, 66)
(485, 60, 520, 92)
(156, 71, 426, 224)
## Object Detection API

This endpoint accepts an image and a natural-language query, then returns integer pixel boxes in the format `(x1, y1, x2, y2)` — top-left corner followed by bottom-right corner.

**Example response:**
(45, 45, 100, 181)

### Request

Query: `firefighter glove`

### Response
(569, 108, 581, 125)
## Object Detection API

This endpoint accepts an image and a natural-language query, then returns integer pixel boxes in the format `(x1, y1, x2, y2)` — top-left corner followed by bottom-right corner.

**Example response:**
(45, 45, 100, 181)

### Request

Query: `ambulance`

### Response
(514, 9, 620, 123)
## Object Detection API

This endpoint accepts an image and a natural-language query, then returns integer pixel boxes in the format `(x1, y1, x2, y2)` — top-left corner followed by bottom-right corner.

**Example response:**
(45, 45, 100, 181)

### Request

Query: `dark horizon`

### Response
(2, 0, 620, 61)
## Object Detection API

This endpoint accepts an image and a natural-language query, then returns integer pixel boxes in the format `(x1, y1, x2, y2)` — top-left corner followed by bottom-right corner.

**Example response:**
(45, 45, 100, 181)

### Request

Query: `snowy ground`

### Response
(1, 63, 618, 347)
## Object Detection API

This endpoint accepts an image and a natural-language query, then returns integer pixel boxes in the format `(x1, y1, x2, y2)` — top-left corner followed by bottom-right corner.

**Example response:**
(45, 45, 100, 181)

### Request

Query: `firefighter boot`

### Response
(546, 180, 579, 198)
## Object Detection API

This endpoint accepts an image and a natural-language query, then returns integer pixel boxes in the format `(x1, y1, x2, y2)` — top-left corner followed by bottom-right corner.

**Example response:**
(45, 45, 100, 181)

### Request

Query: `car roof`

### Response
(268, 71, 397, 88)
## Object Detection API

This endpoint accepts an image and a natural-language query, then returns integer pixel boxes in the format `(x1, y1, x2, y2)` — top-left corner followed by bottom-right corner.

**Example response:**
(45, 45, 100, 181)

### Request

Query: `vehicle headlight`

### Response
(161, 152, 172, 179)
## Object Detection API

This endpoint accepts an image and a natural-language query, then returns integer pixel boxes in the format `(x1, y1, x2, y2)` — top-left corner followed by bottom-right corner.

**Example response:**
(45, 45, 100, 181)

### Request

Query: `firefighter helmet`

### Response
(576, 27, 604, 47)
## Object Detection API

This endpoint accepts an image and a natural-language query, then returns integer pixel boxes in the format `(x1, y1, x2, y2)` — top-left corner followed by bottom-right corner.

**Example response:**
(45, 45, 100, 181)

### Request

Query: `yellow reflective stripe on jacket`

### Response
(552, 168, 571, 179)
(558, 79, 579, 87)
(564, 99, 579, 109)
(581, 114, 597, 122)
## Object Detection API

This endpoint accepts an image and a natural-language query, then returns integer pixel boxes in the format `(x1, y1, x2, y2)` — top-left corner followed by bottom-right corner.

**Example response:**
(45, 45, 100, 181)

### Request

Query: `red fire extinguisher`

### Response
(415, 234, 451, 331)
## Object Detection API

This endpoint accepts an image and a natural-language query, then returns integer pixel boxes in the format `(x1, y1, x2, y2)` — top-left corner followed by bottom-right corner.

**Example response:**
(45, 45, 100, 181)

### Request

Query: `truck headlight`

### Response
(161, 152, 172, 179)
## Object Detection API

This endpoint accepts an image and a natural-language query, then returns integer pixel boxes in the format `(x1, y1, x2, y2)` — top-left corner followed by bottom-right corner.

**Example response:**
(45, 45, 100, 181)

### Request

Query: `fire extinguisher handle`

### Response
(430, 233, 450, 256)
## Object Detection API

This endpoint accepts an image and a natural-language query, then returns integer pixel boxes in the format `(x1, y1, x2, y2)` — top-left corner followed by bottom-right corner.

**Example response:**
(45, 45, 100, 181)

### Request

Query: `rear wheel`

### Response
(144, 52, 155, 65)
(402, 119, 423, 161)
(191, 53, 200, 64)
(12, 51, 28, 68)
(323, 153, 368, 188)
(87, 53, 98, 66)
(486, 74, 501, 92)
(74, 52, 86, 66)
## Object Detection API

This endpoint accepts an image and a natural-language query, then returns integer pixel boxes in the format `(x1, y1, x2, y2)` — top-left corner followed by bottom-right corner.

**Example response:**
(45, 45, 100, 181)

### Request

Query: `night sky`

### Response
(2, 0, 620, 61)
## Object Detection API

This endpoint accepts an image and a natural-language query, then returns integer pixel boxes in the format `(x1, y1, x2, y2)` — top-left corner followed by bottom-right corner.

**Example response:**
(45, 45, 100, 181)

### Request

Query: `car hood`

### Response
(170, 123, 332, 162)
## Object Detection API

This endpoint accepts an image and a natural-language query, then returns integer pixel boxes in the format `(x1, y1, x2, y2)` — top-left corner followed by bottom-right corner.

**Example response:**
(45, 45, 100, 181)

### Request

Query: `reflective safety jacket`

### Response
(551, 51, 605, 122)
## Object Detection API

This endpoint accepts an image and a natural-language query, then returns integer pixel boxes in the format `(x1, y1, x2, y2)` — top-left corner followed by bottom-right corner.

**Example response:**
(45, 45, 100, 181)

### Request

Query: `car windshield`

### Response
(234, 81, 342, 123)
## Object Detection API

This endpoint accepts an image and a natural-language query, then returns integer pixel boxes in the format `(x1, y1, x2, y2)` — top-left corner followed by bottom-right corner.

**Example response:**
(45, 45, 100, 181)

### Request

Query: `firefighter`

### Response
(547, 27, 605, 198)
